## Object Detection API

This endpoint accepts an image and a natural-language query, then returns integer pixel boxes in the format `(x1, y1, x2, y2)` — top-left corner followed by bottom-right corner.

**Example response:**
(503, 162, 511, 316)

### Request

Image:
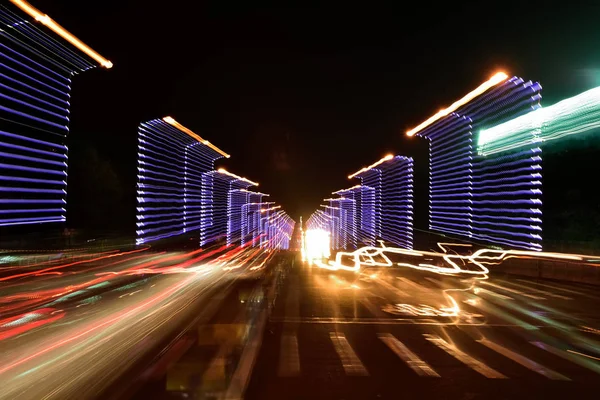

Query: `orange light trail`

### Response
(162, 116, 230, 158)
(0, 273, 198, 375)
(406, 72, 509, 136)
(348, 154, 394, 179)
(0, 248, 149, 282)
(9, 0, 113, 68)
(216, 168, 258, 186)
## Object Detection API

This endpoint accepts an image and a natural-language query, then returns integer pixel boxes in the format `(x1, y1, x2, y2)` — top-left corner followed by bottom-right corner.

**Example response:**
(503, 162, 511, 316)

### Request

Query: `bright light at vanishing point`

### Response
(303, 229, 331, 263)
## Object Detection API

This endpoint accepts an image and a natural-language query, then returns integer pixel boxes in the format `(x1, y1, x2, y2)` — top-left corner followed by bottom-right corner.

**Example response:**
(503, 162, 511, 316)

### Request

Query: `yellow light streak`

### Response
(162, 116, 230, 158)
(216, 168, 258, 186)
(406, 72, 509, 137)
(10, 0, 113, 69)
(332, 185, 362, 194)
(315, 241, 598, 276)
(348, 154, 394, 179)
(260, 205, 281, 213)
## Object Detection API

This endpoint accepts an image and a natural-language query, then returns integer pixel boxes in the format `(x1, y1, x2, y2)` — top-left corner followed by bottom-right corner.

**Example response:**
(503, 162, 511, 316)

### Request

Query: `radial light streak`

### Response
(0, 244, 274, 399)
(479, 85, 600, 155)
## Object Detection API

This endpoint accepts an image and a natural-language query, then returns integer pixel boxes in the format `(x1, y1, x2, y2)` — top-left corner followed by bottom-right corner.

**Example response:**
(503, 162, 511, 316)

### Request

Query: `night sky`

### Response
(33, 1, 600, 238)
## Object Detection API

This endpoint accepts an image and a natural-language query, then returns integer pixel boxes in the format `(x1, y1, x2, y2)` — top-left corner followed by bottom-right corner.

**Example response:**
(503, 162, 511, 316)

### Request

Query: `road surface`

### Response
(0, 243, 275, 399)
(2, 249, 600, 399)
(243, 255, 600, 399)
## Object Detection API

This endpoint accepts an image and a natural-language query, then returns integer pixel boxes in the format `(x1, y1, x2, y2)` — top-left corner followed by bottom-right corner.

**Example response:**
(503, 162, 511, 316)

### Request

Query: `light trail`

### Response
(0, 244, 271, 399)
(314, 242, 600, 276)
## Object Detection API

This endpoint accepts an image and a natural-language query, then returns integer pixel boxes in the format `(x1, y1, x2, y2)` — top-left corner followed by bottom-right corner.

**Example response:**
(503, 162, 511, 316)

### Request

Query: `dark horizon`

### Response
(32, 1, 600, 234)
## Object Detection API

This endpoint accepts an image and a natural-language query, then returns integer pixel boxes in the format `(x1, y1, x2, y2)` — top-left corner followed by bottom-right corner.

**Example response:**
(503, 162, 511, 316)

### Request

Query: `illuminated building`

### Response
(0, 1, 110, 227)
(199, 170, 253, 246)
(333, 186, 362, 246)
(136, 117, 228, 244)
(306, 209, 331, 233)
(408, 73, 543, 250)
(200, 171, 234, 246)
(242, 201, 272, 247)
(349, 155, 414, 249)
(324, 197, 357, 249)
(262, 209, 295, 250)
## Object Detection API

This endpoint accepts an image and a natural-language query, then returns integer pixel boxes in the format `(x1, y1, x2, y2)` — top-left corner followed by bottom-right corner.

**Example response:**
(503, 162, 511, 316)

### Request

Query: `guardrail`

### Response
(494, 258, 600, 286)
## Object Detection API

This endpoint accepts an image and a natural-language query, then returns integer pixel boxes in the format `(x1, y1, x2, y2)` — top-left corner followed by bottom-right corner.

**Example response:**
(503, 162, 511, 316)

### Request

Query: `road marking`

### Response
(480, 281, 546, 300)
(424, 277, 444, 287)
(475, 287, 513, 300)
(462, 295, 538, 331)
(329, 333, 369, 376)
(516, 279, 600, 299)
(224, 273, 278, 400)
(378, 333, 440, 377)
(477, 338, 569, 380)
(396, 277, 427, 291)
(497, 280, 572, 300)
(423, 334, 507, 379)
(531, 341, 600, 374)
(359, 297, 389, 318)
(269, 316, 538, 327)
(580, 326, 600, 336)
(278, 334, 300, 377)
(371, 276, 409, 297)
(567, 349, 600, 361)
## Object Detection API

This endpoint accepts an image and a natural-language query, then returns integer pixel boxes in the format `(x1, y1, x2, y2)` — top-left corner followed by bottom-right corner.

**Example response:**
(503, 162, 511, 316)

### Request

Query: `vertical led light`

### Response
(0, 3, 109, 227)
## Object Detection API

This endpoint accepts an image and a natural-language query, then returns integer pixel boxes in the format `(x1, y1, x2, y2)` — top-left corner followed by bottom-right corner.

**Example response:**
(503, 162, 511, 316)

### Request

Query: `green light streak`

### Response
(478, 86, 600, 155)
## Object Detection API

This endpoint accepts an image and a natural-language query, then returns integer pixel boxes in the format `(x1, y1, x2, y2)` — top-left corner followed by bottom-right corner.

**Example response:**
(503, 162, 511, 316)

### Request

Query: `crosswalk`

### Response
(273, 331, 600, 380)
(378, 333, 440, 377)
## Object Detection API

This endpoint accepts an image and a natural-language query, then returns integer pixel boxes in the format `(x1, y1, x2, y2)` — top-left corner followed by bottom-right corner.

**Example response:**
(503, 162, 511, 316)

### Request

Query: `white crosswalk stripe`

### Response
(423, 334, 507, 379)
(278, 334, 301, 377)
(273, 332, 593, 381)
(378, 333, 440, 377)
(477, 338, 570, 380)
(531, 341, 600, 375)
(329, 332, 369, 376)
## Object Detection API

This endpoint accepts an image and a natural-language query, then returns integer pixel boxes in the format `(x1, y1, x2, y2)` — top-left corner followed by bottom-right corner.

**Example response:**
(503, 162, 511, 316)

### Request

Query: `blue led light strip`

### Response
(200, 171, 233, 246)
(0, 4, 102, 227)
(324, 197, 357, 250)
(136, 119, 225, 244)
(262, 209, 295, 249)
(416, 76, 543, 250)
(378, 156, 414, 249)
(350, 156, 414, 249)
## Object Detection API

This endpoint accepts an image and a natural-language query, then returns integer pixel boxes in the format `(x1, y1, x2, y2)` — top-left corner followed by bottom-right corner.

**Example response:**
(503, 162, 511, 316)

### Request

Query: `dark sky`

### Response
(34, 0, 600, 227)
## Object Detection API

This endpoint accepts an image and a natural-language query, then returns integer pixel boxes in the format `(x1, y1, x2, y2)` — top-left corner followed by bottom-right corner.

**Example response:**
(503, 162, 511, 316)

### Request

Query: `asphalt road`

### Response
(3, 249, 600, 399)
(244, 255, 600, 400)
(0, 243, 275, 399)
